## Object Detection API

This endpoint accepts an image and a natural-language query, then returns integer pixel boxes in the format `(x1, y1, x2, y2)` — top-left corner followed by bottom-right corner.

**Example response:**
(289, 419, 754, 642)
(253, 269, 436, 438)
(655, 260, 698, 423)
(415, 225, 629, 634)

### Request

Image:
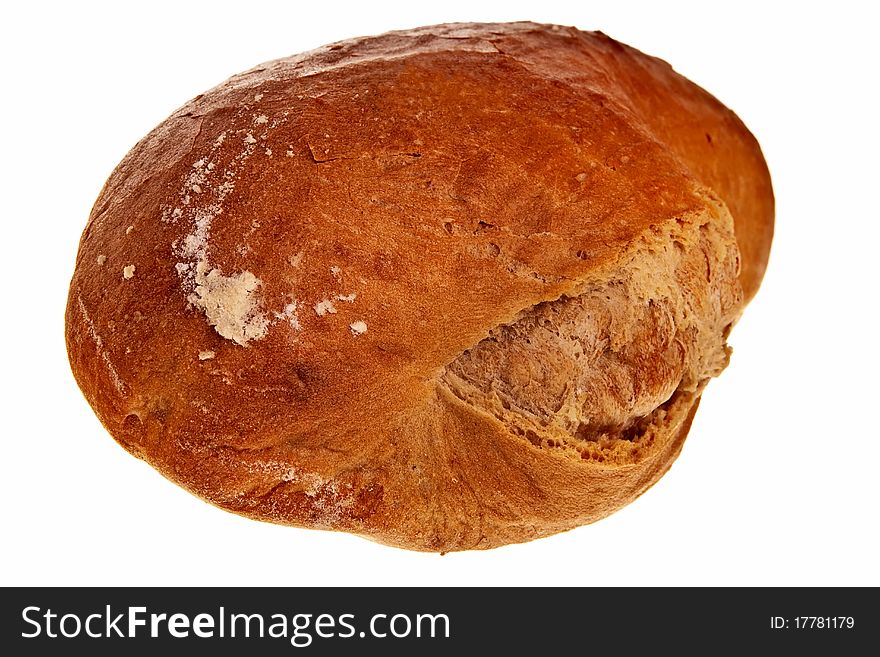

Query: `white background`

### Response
(2, 0, 877, 586)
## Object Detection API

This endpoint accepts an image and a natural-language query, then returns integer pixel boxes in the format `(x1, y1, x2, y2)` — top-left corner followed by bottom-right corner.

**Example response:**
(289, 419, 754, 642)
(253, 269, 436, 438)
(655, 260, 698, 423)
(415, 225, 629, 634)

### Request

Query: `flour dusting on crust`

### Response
(169, 109, 288, 346)
(77, 296, 126, 394)
(187, 261, 269, 346)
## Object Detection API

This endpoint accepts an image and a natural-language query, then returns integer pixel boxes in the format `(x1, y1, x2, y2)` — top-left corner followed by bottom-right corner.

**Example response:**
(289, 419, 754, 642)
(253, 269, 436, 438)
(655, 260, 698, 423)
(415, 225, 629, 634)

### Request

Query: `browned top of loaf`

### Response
(66, 22, 773, 551)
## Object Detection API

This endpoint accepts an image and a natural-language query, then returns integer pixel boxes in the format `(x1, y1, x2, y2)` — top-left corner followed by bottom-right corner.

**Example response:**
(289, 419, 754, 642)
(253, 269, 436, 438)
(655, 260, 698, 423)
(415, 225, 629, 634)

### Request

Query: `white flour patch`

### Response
(187, 261, 269, 346)
(314, 299, 337, 317)
(275, 301, 301, 330)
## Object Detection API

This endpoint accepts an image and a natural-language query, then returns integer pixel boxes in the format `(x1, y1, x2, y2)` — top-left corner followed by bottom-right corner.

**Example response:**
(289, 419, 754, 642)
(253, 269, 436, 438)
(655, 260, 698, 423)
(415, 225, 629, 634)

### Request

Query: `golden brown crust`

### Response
(65, 22, 773, 551)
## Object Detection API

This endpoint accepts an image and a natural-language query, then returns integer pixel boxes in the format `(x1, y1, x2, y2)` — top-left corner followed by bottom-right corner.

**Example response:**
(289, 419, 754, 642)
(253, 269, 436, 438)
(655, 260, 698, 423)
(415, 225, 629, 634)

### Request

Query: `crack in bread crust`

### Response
(439, 204, 743, 464)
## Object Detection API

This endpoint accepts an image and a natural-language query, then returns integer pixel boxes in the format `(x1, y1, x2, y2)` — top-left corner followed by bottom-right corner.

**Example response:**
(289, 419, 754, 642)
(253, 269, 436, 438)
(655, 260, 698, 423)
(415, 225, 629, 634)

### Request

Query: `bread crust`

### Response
(65, 22, 773, 551)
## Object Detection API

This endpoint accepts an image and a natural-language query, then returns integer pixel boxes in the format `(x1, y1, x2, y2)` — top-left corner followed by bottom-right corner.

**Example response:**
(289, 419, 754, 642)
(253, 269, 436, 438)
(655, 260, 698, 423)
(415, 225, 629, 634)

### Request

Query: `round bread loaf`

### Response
(65, 22, 773, 551)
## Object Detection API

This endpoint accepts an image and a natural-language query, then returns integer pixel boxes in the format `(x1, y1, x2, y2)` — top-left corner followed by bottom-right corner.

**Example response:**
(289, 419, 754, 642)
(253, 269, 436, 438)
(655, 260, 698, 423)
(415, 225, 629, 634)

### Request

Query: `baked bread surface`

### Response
(66, 22, 773, 551)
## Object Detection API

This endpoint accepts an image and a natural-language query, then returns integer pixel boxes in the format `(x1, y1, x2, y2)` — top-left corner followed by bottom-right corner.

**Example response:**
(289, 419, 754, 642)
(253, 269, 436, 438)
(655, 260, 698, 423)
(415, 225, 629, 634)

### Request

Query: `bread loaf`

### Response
(65, 22, 773, 551)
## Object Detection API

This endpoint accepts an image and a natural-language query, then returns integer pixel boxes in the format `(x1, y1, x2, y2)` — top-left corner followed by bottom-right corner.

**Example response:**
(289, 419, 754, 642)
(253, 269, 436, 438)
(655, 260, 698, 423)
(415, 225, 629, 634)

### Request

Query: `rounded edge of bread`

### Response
(65, 22, 773, 551)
